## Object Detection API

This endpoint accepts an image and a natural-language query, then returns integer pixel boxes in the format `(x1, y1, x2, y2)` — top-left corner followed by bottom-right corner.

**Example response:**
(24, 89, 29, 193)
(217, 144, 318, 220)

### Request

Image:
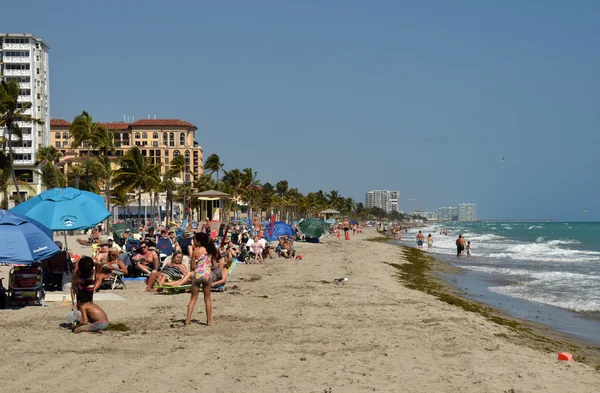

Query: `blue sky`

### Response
(3, 1, 600, 220)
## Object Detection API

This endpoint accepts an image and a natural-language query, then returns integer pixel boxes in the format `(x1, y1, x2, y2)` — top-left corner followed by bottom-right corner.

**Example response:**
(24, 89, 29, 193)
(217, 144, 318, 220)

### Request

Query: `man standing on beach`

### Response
(416, 230, 424, 250)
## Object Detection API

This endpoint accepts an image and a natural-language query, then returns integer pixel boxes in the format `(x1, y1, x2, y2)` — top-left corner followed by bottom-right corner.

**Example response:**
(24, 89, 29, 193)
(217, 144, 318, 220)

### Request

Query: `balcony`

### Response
(17, 95, 31, 102)
(19, 108, 32, 115)
(12, 146, 33, 154)
(3, 43, 29, 50)
(12, 159, 34, 165)
(3, 56, 30, 63)
(4, 69, 30, 76)
(19, 82, 31, 89)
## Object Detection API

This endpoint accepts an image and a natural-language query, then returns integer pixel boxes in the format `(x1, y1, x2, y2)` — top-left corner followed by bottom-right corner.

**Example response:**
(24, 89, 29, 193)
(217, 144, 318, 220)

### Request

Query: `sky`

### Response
(3, 0, 600, 220)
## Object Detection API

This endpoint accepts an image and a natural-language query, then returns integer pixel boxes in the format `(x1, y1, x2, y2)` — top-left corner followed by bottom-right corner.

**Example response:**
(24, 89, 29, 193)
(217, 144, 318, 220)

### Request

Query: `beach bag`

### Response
(62, 271, 73, 291)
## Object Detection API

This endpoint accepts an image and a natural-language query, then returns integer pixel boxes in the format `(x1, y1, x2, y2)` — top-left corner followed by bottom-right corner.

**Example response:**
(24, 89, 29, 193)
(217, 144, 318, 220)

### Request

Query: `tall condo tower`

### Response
(0, 33, 50, 200)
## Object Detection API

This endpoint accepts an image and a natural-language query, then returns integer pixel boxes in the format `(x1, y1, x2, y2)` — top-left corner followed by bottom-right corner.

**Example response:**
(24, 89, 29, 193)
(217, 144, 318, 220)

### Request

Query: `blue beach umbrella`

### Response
(349, 219, 358, 226)
(0, 210, 61, 264)
(11, 187, 110, 231)
(263, 222, 296, 242)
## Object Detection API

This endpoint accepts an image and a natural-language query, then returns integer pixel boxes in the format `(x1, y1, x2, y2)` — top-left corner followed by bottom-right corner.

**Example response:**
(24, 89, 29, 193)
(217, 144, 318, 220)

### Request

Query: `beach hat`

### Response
(98, 241, 111, 247)
(107, 237, 114, 242)
(242, 229, 247, 233)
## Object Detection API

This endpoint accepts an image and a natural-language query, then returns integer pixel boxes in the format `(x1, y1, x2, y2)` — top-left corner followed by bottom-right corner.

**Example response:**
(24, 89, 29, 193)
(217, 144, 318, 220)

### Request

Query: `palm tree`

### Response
(0, 80, 44, 202)
(159, 178, 177, 223)
(69, 111, 102, 191)
(326, 190, 343, 211)
(36, 146, 63, 165)
(275, 180, 288, 197)
(0, 160, 35, 209)
(222, 168, 244, 219)
(110, 189, 132, 221)
(92, 126, 116, 211)
(204, 153, 224, 190)
(113, 147, 161, 226)
(240, 168, 260, 223)
(40, 162, 65, 189)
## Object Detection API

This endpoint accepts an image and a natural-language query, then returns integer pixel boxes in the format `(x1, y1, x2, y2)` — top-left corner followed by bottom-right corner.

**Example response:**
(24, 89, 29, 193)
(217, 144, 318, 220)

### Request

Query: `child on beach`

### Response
(466, 241, 471, 258)
(72, 290, 109, 333)
(427, 234, 433, 250)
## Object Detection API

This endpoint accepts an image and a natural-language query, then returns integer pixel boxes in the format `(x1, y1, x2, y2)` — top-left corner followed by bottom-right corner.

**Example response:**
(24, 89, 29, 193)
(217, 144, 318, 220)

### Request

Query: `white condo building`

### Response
(458, 203, 477, 222)
(0, 33, 50, 201)
(436, 206, 458, 221)
(366, 190, 400, 213)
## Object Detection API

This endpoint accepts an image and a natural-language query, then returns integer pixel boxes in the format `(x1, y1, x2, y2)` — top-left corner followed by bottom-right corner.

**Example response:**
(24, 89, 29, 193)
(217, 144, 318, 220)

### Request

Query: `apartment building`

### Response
(50, 118, 203, 181)
(458, 203, 477, 222)
(366, 190, 400, 213)
(0, 33, 50, 198)
(436, 206, 458, 221)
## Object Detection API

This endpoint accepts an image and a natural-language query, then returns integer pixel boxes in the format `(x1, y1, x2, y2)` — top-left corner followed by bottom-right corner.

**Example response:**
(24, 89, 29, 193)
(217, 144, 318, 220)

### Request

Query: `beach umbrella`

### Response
(298, 217, 330, 239)
(264, 222, 296, 242)
(10, 187, 110, 231)
(325, 219, 336, 225)
(0, 210, 61, 264)
(349, 219, 358, 226)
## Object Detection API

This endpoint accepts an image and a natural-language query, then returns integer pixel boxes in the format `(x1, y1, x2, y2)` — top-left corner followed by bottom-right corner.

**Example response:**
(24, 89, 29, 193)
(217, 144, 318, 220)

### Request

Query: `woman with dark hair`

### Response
(185, 232, 218, 326)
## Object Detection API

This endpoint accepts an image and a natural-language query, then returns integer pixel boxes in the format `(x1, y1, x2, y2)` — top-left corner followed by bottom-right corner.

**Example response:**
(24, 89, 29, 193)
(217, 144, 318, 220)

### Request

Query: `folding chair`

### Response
(102, 271, 127, 291)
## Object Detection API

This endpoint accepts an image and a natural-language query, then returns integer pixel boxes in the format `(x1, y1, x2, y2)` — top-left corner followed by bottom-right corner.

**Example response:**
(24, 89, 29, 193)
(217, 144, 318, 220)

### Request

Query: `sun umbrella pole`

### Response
(63, 232, 69, 262)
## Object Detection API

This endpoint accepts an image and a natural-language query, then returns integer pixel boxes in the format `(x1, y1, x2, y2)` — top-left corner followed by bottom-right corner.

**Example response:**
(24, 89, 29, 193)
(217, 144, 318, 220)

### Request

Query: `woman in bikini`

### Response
(185, 232, 218, 326)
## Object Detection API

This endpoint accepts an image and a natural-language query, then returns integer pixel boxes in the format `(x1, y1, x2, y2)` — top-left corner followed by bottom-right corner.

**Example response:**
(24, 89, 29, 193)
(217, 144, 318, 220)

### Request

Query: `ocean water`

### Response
(398, 222, 600, 314)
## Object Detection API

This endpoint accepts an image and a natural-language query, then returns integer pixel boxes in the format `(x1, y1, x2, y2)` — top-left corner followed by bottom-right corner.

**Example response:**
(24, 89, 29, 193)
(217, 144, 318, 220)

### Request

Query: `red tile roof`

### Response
(131, 119, 197, 130)
(50, 119, 71, 126)
(99, 122, 130, 130)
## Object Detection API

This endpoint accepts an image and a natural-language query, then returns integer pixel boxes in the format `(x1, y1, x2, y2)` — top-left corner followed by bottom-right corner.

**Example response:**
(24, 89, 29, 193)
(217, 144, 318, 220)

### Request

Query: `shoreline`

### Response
(378, 237, 600, 369)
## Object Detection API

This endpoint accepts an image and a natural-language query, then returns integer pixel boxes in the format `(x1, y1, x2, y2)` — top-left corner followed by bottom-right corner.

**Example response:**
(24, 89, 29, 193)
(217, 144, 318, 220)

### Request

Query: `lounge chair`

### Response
(155, 259, 238, 294)
(100, 270, 127, 291)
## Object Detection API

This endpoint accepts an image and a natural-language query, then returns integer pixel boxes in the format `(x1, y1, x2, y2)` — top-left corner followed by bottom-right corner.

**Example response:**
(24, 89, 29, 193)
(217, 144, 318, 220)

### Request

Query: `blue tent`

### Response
(264, 221, 296, 242)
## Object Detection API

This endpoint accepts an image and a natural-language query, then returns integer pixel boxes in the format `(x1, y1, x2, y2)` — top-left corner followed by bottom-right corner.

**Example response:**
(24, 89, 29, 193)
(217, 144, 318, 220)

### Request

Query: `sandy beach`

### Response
(1, 228, 599, 393)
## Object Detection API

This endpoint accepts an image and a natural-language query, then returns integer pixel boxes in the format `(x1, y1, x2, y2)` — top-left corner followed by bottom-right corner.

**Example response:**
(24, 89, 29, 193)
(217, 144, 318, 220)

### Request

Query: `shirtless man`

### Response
(132, 240, 160, 274)
(416, 230, 425, 250)
(278, 235, 294, 259)
(343, 220, 350, 239)
(456, 235, 466, 257)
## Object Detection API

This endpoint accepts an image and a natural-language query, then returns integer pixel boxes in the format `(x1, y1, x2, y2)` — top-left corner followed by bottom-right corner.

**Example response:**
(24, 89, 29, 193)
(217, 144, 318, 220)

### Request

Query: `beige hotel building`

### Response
(50, 118, 203, 182)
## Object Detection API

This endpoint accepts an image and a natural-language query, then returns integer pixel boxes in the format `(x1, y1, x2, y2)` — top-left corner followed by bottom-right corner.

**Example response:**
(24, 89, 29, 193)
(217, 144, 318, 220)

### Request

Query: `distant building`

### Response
(0, 33, 51, 199)
(458, 203, 477, 222)
(436, 206, 458, 221)
(50, 119, 203, 182)
(366, 190, 400, 213)
(413, 211, 437, 220)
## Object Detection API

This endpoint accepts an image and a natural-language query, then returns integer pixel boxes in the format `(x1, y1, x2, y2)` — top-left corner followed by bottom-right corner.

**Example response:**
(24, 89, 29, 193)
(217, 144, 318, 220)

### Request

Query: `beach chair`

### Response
(101, 270, 127, 291)
(156, 238, 174, 261)
(212, 259, 238, 292)
(8, 265, 45, 306)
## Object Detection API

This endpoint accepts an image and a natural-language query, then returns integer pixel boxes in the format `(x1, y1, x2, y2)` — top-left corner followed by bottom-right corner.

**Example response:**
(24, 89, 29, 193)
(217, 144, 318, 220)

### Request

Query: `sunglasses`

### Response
(140, 246, 148, 249)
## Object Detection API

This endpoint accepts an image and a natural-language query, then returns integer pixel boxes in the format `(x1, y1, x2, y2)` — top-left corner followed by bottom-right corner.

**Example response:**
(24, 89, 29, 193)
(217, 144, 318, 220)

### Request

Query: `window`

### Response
(36, 55, 40, 61)
(134, 132, 140, 139)
(164, 150, 169, 157)
(165, 166, 169, 172)
(37, 94, 40, 99)
(169, 132, 174, 147)
(162, 133, 168, 145)
(152, 141, 158, 147)
(55, 132, 61, 139)
(155, 150, 161, 157)
(179, 132, 185, 146)
(185, 173, 190, 182)
(185, 150, 190, 164)
(55, 141, 61, 147)
(113, 133, 121, 141)
(165, 158, 169, 165)
(36, 68, 40, 75)
(193, 151, 198, 158)
(173, 150, 180, 157)
(153, 132, 158, 139)
(142, 132, 147, 139)
(62, 141, 68, 147)
(63, 133, 68, 139)
(122, 134, 130, 146)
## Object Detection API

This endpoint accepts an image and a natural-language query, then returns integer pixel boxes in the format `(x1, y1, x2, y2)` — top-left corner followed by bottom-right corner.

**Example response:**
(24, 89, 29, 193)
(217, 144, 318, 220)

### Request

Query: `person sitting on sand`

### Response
(132, 241, 160, 274)
(145, 250, 188, 291)
(71, 256, 95, 309)
(72, 290, 109, 333)
(278, 235, 294, 259)
(251, 235, 263, 264)
(94, 250, 128, 292)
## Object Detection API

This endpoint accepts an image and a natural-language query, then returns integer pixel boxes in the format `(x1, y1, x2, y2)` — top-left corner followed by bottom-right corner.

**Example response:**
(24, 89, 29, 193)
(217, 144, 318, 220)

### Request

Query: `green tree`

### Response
(0, 159, 35, 209)
(204, 153, 224, 190)
(113, 147, 161, 226)
(0, 80, 44, 202)
(36, 146, 63, 165)
(91, 126, 116, 212)
(69, 110, 102, 191)
(275, 180, 288, 197)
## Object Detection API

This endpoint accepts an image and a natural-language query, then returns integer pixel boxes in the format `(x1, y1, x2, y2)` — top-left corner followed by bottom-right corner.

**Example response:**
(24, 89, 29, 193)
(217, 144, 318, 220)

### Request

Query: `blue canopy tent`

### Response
(264, 221, 296, 242)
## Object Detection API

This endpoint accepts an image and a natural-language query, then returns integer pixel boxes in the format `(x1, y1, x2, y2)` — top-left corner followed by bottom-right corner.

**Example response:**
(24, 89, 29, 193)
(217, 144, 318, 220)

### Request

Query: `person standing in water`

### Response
(427, 234, 433, 250)
(416, 230, 425, 250)
(466, 241, 472, 258)
(456, 235, 466, 257)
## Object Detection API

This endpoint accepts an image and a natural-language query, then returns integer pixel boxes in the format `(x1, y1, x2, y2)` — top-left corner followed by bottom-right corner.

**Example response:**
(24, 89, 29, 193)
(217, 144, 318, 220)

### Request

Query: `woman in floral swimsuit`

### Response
(185, 232, 218, 326)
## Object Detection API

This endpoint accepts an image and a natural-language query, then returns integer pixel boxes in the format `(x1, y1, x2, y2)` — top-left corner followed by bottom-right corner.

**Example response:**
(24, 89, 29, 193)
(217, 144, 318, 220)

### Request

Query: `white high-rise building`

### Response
(436, 206, 458, 221)
(0, 33, 50, 200)
(458, 203, 477, 222)
(366, 190, 400, 213)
